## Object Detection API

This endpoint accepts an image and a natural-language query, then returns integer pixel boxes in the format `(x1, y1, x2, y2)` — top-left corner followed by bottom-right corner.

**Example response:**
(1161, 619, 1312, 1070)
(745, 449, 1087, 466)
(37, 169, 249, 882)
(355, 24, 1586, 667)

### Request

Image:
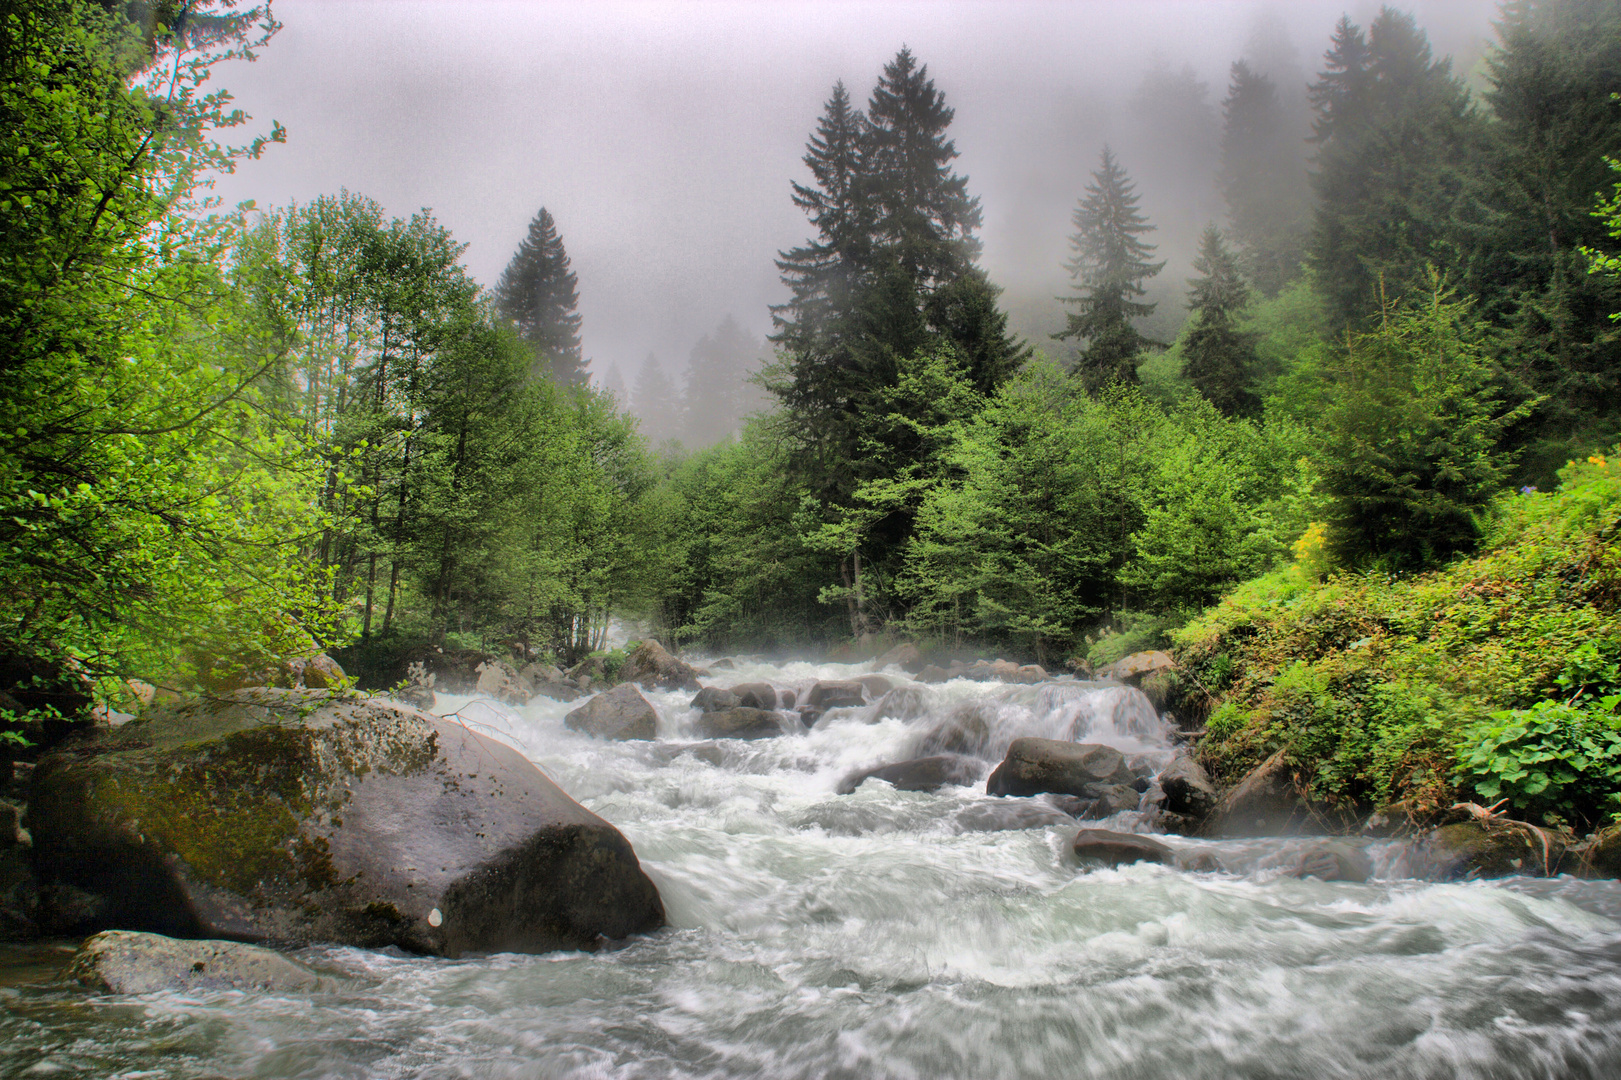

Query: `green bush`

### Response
(1455, 697, 1621, 825)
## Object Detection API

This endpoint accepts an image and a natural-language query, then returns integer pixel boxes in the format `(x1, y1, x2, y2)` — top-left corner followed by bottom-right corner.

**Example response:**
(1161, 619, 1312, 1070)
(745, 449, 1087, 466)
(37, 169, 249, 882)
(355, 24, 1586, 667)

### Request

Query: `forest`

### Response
(2, 0, 1619, 793)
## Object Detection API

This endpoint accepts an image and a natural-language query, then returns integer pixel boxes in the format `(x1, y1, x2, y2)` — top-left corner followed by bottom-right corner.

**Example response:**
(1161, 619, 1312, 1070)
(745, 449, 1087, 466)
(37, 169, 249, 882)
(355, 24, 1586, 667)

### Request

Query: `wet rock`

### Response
(618, 640, 701, 692)
(987, 659, 1045, 684)
(67, 930, 322, 995)
(1202, 750, 1359, 837)
(856, 674, 893, 699)
(1072, 829, 1174, 868)
(520, 661, 566, 685)
(1579, 826, 1621, 878)
(566, 654, 607, 686)
(1288, 841, 1373, 883)
(918, 664, 953, 684)
(836, 755, 981, 796)
(956, 799, 1075, 832)
(1418, 821, 1566, 880)
(778, 688, 798, 709)
(1013, 664, 1048, 684)
(1158, 756, 1218, 821)
(530, 679, 582, 703)
(912, 707, 992, 757)
(805, 680, 866, 709)
(1073, 784, 1143, 818)
(1176, 850, 1225, 873)
(729, 682, 777, 710)
(796, 707, 823, 728)
(986, 738, 1136, 799)
(475, 660, 532, 706)
(870, 642, 923, 672)
(696, 707, 783, 740)
(566, 684, 658, 741)
(709, 658, 737, 670)
(872, 686, 930, 723)
(1098, 650, 1176, 683)
(690, 687, 740, 713)
(28, 689, 665, 956)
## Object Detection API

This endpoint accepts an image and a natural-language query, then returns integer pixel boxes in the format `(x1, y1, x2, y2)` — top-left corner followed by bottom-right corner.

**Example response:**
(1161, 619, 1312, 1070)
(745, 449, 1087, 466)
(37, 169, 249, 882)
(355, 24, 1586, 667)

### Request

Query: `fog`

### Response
(209, 0, 1497, 406)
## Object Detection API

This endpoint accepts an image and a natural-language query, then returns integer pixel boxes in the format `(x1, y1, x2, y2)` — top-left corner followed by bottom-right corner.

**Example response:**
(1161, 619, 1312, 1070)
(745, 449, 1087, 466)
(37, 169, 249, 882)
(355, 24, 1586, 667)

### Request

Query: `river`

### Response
(5, 657, 1621, 1078)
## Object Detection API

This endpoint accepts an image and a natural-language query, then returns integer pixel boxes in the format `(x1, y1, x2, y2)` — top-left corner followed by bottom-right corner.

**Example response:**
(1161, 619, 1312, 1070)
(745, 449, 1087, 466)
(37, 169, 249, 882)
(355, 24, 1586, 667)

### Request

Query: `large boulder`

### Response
(856, 674, 893, 699)
(805, 680, 867, 709)
(835, 755, 981, 796)
(1287, 841, 1374, 883)
(1072, 829, 1174, 869)
(1158, 755, 1218, 822)
(565, 684, 659, 741)
(689, 687, 740, 713)
(729, 683, 777, 710)
(475, 659, 533, 706)
(28, 690, 665, 956)
(911, 706, 993, 757)
(870, 643, 923, 673)
(1099, 650, 1176, 683)
(1200, 750, 1360, 837)
(1418, 821, 1567, 880)
(872, 686, 930, 723)
(986, 738, 1137, 798)
(617, 640, 701, 692)
(696, 707, 783, 740)
(67, 929, 322, 995)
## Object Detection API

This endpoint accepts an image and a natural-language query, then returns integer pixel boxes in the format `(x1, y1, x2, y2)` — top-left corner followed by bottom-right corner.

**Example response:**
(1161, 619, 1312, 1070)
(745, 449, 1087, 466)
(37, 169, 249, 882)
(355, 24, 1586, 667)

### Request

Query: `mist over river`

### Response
(6, 658, 1621, 1079)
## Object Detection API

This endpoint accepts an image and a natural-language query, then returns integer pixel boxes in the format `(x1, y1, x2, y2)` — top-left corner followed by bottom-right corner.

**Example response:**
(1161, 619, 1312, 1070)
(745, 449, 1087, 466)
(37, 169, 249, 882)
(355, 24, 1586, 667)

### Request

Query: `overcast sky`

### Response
(209, 0, 1499, 385)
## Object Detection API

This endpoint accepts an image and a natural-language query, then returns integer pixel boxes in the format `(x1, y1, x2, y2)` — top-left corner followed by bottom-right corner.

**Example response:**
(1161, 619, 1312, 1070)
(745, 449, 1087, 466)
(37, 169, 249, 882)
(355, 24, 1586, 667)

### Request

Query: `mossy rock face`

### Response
(28, 689, 664, 956)
(1418, 821, 1568, 880)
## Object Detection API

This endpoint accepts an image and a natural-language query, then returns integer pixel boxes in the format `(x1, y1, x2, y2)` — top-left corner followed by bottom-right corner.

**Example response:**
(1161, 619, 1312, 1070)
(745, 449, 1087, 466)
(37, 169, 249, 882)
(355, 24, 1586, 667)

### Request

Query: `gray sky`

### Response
(210, 0, 1498, 384)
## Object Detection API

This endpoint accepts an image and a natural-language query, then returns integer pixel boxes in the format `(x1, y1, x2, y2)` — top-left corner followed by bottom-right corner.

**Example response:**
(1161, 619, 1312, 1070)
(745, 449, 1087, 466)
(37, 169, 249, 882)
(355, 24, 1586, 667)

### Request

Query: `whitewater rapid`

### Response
(5, 657, 1621, 1079)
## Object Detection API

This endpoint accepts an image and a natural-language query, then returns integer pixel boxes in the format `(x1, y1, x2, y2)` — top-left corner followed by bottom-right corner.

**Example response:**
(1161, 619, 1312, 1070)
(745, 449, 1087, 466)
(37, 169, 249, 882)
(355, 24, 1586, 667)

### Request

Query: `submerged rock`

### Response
(855, 674, 893, 699)
(836, 755, 981, 796)
(566, 684, 659, 741)
(870, 642, 923, 672)
(29, 689, 665, 956)
(986, 738, 1137, 798)
(1418, 821, 1567, 880)
(1072, 829, 1174, 869)
(697, 707, 784, 740)
(618, 640, 701, 692)
(1287, 841, 1374, 883)
(872, 686, 930, 723)
(955, 799, 1075, 832)
(912, 707, 993, 757)
(67, 930, 322, 995)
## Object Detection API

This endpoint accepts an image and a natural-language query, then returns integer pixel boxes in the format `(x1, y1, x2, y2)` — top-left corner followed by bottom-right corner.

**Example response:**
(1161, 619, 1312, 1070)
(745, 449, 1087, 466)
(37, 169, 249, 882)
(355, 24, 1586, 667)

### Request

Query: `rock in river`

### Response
(566, 683, 659, 741)
(836, 755, 982, 795)
(67, 929, 322, 994)
(1072, 829, 1174, 869)
(986, 738, 1137, 799)
(697, 707, 784, 740)
(28, 689, 665, 957)
(617, 640, 701, 692)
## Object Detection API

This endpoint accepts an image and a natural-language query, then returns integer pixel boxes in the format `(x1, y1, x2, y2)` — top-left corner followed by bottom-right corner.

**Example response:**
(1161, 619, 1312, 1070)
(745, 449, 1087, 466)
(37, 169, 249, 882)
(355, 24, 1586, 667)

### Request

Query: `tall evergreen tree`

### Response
(599, 361, 628, 408)
(493, 207, 586, 387)
(631, 352, 679, 445)
(1057, 147, 1164, 390)
(1471, 0, 1621, 474)
(1182, 225, 1261, 417)
(1220, 61, 1313, 296)
(681, 315, 765, 447)
(1307, 9, 1480, 325)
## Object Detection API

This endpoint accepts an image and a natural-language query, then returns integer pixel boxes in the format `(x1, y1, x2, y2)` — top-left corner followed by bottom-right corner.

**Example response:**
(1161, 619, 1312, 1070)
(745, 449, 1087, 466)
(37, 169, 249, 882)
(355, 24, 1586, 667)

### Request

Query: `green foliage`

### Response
(1456, 697, 1621, 824)
(494, 207, 586, 387)
(1181, 225, 1261, 417)
(1319, 275, 1528, 570)
(1178, 449, 1621, 818)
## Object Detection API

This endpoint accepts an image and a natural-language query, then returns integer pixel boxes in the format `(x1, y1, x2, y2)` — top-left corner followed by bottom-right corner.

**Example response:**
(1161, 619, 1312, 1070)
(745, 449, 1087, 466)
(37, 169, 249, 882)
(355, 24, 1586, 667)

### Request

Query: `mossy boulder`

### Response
(1417, 821, 1568, 880)
(27, 689, 665, 956)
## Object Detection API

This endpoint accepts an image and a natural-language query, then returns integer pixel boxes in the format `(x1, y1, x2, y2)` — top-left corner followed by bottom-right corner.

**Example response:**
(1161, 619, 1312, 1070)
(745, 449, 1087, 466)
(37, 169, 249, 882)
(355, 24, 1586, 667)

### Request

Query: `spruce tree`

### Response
(494, 207, 586, 387)
(1471, 0, 1621, 474)
(1057, 147, 1164, 390)
(1307, 10, 1479, 325)
(631, 353, 678, 445)
(681, 316, 765, 447)
(1182, 225, 1261, 417)
(1220, 61, 1312, 296)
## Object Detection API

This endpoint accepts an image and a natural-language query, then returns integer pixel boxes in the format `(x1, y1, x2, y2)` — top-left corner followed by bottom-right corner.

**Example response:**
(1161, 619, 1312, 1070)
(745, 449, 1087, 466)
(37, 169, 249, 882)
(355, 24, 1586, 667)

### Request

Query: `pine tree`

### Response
(599, 361, 628, 407)
(1220, 61, 1313, 296)
(681, 316, 765, 447)
(1182, 226, 1261, 417)
(1307, 10, 1480, 325)
(493, 207, 586, 387)
(631, 353, 679, 445)
(1057, 147, 1164, 390)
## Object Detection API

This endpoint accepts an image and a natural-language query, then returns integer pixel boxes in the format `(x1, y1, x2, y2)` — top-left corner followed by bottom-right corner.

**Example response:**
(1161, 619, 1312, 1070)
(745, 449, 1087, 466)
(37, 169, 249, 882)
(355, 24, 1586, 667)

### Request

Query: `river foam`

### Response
(4, 657, 1621, 1078)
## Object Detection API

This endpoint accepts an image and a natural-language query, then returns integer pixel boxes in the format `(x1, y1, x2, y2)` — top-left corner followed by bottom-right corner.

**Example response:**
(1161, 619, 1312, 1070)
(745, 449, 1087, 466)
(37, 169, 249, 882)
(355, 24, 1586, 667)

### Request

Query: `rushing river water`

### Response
(7, 658, 1621, 1079)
